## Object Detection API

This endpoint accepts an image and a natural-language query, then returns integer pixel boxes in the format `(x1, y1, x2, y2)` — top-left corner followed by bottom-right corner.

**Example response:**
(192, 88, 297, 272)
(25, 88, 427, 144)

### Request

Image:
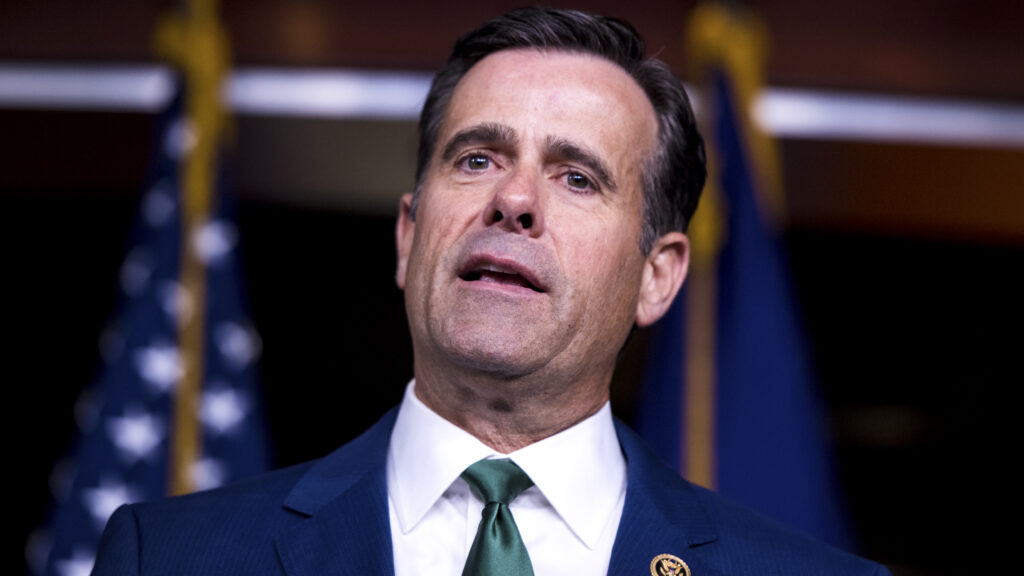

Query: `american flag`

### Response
(27, 82, 271, 576)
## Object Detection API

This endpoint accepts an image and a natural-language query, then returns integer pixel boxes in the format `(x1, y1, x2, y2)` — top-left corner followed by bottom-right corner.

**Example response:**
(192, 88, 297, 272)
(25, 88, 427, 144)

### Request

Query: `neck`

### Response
(413, 369, 609, 453)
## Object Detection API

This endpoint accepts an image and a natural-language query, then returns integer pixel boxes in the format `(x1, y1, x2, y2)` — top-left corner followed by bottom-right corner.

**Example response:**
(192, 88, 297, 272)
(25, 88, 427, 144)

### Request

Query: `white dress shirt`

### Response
(387, 381, 627, 576)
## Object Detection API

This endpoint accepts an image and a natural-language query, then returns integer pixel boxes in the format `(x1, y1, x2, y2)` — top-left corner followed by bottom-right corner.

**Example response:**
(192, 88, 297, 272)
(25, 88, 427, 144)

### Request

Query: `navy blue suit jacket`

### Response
(94, 408, 890, 575)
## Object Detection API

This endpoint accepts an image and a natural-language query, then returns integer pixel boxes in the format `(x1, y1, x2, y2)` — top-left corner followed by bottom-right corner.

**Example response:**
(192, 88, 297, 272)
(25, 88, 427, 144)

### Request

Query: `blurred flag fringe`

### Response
(28, 3, 271, 574)
(636, 1, 854, 549)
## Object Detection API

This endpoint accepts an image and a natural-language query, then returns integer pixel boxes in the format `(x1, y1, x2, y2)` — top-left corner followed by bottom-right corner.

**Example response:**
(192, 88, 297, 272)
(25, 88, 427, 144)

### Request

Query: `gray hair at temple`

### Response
(411, 6, 706, 253)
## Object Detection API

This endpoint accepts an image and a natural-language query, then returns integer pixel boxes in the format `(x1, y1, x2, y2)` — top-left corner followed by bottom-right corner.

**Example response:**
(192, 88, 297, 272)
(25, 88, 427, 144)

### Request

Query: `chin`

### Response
(439, 326, 555, 379)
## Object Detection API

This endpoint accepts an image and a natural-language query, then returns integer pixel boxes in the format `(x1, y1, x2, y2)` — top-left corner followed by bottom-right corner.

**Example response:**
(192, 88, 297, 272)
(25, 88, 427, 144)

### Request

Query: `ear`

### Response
(395, 193, 416, 289)
(635, 232, 689, 327)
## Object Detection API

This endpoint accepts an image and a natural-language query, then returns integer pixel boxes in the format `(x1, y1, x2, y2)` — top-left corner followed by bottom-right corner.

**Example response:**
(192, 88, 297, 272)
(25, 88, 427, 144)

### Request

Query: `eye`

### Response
(462, 154, 491, 171)
(565, 171, 594, 192)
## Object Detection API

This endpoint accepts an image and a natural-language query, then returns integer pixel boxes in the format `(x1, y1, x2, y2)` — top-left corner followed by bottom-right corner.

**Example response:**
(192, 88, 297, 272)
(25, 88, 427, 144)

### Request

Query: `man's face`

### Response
(397, 49, 661, 386)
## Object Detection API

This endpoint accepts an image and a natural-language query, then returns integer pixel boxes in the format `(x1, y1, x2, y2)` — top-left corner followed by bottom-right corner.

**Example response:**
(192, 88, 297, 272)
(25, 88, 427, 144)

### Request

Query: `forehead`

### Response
(438, 49, 658, 178)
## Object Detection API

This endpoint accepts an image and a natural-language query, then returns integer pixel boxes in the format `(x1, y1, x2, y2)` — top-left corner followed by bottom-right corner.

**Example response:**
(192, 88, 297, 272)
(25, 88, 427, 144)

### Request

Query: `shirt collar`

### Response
(386, 380, 626, 549)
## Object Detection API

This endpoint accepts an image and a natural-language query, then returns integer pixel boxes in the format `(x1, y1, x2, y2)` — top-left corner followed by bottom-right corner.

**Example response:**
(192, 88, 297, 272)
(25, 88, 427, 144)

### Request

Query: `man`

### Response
(94, 7, 890, 576)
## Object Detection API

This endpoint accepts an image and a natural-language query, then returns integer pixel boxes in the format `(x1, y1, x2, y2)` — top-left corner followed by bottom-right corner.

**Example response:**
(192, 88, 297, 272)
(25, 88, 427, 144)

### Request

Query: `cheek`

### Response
(565, 231, 643, 303)
(415, 186, 484, 250)
(403, 228, 443, 306)
(553, 196, 643, 282)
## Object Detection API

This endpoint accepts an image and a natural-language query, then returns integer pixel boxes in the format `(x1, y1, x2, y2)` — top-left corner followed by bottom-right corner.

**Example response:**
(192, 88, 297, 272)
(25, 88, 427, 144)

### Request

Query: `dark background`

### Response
(4, 1, 1023, 574)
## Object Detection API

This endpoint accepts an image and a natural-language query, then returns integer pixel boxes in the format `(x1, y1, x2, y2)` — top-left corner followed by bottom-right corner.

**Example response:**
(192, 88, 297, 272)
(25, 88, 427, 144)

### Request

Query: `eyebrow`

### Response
(440, 123, 518, 162)
(439, 123, 618, 192)
(544, 136, 617, 192)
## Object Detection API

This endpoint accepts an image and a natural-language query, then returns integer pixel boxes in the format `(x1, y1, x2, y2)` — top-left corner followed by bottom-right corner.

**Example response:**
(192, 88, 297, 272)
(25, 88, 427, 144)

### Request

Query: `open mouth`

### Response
(458, 261, 545, 293)
(460, 269, 542, 292)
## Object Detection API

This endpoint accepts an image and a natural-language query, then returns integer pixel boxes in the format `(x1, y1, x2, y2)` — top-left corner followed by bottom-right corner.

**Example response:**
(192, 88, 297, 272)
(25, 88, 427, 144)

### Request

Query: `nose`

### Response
(483, 172, 545, 237)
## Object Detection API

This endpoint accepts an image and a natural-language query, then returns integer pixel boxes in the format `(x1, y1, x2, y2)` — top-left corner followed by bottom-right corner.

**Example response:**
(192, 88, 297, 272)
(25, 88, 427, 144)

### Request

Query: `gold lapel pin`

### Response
(650, 553, 690, 576)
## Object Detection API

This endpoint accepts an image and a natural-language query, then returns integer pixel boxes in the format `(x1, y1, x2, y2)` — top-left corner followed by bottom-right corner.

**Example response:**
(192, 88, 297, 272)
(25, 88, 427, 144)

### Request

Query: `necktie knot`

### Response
(460, 459, 535, 576)
(462, 459, 534, 505)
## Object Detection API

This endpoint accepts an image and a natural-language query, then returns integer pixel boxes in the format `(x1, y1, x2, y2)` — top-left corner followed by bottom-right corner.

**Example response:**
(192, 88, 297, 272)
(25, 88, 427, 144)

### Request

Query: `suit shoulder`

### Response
(134, 459, 315, 519)
(613, 421, 889, 575)
(688, 484, 890, 575)
(105, 462, 317, 575)
(95, 412, 398, 575)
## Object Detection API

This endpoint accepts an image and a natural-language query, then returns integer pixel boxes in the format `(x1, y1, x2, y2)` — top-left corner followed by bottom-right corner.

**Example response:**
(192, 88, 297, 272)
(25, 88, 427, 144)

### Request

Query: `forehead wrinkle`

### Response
(440, 122, 519, 163)
(543, 135, 617, 193)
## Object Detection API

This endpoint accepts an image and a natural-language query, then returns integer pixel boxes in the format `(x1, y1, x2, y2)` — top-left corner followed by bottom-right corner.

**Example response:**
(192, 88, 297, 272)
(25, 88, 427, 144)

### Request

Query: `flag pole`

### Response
(681, 0, 781, 490)
(153, 0, 231, 496)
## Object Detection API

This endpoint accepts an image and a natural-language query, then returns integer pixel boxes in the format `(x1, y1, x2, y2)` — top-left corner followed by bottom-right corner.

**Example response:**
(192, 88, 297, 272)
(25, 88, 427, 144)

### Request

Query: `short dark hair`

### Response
(412, 6, 706, 252)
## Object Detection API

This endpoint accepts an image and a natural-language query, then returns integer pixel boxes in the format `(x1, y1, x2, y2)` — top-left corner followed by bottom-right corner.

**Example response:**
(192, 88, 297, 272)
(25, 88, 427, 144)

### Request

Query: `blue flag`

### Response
(637, 2, 853, 550)
(28, 82, 271, 576)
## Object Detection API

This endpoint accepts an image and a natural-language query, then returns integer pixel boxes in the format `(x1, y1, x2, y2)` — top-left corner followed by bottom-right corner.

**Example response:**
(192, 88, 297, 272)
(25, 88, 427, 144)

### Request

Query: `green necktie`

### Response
(461, 459, 535, 576)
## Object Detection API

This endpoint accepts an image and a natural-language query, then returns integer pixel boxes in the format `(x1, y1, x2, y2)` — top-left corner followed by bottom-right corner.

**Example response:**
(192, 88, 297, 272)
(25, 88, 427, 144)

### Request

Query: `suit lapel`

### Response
(275, 409, 399, 576)
(610, 420, 724, 576)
